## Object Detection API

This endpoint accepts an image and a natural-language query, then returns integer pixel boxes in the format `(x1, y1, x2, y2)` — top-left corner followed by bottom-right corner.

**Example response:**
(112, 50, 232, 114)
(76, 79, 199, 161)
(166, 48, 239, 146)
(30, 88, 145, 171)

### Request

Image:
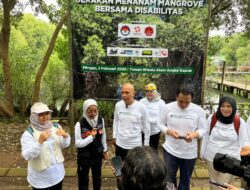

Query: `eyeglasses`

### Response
(38, 112, 50, 116)
(145, 90, 153, 93)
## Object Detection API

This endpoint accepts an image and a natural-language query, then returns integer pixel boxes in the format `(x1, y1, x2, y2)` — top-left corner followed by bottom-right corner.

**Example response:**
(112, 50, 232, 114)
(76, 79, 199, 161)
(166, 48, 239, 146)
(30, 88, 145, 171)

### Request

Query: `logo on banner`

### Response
(142, 50, 153, 56)
(134, 26, 141, 33)
(120, 25, 130, 36)
(160, 50, 168, 57)
(144, 27, 154, 36)
(109, 49, 118, 55)
(121, 49, 133, 55)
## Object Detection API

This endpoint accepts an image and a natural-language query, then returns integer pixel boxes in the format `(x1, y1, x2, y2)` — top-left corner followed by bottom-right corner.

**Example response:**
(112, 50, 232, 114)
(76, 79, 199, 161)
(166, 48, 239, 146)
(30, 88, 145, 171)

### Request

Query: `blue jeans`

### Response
(163, 149, 196, 190)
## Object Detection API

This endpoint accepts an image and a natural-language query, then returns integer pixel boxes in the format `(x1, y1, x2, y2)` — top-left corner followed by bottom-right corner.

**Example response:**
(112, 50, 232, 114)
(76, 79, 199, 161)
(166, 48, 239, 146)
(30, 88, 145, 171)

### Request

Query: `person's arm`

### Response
(21, 131, 43, 161)
(142, 106, 150, 146)
(112, 104, 119, 145)
(243, 117, 250, 146)
(56, 124, 71, 148)
(75, 122, 95, 148)
(101, 118, 109, 160)
(238, 118, 246, 148)
(158, 104, 168, 134)
(191, 108, 208, 137)
(219, 183, 240, 190)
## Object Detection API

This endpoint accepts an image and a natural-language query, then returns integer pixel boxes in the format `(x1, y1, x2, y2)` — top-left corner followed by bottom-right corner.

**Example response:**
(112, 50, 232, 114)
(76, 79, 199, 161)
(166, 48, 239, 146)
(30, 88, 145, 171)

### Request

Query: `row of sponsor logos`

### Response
(81, 64, 194, 74)
(107, 47, 168, 58)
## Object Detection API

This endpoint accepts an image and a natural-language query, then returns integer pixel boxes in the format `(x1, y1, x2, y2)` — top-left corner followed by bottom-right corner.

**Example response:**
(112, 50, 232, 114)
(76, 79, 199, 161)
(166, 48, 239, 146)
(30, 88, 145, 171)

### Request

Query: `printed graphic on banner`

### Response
(107, 47, 168, 58)
(118, 24, 156, 38)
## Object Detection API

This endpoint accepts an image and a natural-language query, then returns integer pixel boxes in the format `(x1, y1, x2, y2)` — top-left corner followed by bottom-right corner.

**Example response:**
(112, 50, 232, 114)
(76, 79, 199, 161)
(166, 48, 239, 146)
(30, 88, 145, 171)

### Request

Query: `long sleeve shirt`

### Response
(113, 100, 150, 149)
(140, 98, 166, 135)
(74, 118, 108, 152)
(159, 101, 207, 159)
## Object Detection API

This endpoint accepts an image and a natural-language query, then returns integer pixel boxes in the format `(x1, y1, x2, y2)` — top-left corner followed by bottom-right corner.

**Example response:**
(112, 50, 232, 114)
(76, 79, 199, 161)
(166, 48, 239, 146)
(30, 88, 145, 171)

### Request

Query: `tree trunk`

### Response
(32, 12, 69, 103)
(0, 0, 16, 115)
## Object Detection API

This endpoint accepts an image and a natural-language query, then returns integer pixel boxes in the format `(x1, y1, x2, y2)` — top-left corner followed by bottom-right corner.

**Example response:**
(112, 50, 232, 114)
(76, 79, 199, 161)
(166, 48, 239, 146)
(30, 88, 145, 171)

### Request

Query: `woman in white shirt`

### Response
(201, 96, 246, 190)
(140, 83, 165, 150)
(21, 102, 70, 190)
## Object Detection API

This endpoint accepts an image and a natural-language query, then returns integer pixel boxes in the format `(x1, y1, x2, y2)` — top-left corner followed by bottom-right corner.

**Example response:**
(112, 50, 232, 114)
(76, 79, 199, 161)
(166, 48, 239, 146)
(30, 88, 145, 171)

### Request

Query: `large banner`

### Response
(71, 0, 208, 103)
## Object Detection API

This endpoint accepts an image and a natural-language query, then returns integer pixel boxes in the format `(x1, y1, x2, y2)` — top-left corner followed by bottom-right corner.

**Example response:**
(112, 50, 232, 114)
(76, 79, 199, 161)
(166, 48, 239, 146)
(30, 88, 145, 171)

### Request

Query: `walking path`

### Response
(0, 167, 242, 190)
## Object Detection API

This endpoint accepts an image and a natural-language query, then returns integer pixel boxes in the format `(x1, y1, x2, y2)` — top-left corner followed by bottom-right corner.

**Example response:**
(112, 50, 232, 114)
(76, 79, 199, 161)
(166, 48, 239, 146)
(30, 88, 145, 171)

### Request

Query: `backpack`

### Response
(209, 113, 240, 135)
(26, 122, 59, 136)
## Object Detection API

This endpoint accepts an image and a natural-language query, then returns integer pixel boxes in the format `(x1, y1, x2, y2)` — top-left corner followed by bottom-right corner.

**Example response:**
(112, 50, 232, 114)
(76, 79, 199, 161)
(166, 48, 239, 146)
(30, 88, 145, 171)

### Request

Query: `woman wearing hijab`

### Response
(140, 83, 165, 150)
(201, 96, 246, 190)
(21, 102, 70, 190)
(75, 99, 108, 190)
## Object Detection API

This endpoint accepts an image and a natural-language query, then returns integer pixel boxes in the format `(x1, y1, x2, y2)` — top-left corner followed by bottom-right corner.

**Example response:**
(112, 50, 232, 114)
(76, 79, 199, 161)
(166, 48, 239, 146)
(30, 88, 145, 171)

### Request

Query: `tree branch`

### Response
(32, 12, 69, 103)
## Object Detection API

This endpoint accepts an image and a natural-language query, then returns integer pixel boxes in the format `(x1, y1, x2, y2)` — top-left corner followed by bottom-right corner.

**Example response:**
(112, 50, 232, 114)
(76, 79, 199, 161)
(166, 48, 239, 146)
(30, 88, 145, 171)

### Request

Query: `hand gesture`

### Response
(103, 151, 109, 160)
(240, 146, 250, 156)
(56, 128, 68, 138)
(219, 183, 239, 190)
(167, 129, 179, 139)
(185, 131, 199, 142)
(38, 129, 51, 144)
(91, 128, 97, 137)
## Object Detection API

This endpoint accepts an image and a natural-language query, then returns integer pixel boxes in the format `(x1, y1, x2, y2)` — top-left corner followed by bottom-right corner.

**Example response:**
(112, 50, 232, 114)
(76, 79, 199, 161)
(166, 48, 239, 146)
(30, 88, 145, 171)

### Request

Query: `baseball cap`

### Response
(145, 83, 157, 91)
(31, 102, 53, 114)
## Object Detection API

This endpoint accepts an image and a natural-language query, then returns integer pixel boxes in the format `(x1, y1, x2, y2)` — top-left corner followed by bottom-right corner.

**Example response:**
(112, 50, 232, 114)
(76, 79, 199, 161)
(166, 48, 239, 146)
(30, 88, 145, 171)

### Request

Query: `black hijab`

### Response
(216, 96, 237, 124)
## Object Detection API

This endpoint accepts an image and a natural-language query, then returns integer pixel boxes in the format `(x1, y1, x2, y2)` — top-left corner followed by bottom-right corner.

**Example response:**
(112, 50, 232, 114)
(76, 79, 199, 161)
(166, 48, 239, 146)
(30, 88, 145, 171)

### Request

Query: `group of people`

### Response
(20, 82, 250, 190)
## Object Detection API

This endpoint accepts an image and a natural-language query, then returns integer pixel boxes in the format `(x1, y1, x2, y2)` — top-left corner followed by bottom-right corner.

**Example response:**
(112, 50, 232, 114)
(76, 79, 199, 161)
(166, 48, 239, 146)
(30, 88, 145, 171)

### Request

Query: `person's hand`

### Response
(219, 183, 239, 190)
(103, 151, 109, 160)
(113, 138, 116, 145)
(167, 129, 179, 139)
(91, 128, 97, 137)
(38, 129, 51, 144)
(110, 165, 122, 180)
(185, 131, 199, 142)
(56, 128, 68, 138)
(241, 146, 250, 156)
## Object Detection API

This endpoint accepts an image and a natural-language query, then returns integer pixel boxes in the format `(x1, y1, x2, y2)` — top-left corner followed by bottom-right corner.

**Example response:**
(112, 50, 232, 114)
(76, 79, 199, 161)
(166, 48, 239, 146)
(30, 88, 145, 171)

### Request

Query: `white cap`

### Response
(31, 102, 53, 114)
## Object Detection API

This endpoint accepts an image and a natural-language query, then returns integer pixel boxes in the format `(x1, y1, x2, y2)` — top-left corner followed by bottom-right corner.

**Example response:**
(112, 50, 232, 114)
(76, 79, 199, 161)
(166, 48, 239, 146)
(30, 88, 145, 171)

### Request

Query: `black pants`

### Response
(142, 132, 161, 150)
(115, 144, 129, 161)
(32, 180, 63, 190)
(77, 156, 102, 190)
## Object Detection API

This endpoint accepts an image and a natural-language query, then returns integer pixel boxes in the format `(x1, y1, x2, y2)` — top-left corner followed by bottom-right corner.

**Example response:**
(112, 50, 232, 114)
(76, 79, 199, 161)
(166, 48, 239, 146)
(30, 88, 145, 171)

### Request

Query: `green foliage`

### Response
(208, 36, 225, 56)
(2, 13, 68, 112)
(81, 35, 106, 65)
(238, 103, 250, 121)
(236, 44, 250, 66)
(9, 27, 34, 109)
(211, 0, 250, 36)
(220, 33, 249, 66)
(41, 53, 69, 105)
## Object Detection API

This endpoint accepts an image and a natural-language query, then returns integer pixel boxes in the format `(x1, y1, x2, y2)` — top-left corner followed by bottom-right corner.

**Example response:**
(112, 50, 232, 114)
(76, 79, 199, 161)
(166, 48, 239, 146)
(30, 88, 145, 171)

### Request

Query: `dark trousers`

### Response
(77, 156, 102, 190)
(163, 149, 196, 190)
(142, 132, 161, 150)
(32, 180, 63, 190)
(115, 144, 129, 161)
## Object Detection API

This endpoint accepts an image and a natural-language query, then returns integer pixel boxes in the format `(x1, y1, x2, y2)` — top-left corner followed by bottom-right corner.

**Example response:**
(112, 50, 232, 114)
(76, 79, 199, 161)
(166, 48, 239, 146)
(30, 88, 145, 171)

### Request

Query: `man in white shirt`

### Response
(159, 86, 207, 190)
(113, 83, 150, 160)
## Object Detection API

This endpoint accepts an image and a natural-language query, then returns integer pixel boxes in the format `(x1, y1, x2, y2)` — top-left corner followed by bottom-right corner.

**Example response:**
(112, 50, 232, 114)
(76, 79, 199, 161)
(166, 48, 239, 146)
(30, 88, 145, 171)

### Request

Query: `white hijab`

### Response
(83, 99, 99, 128)
(148, 90, 161, 102)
